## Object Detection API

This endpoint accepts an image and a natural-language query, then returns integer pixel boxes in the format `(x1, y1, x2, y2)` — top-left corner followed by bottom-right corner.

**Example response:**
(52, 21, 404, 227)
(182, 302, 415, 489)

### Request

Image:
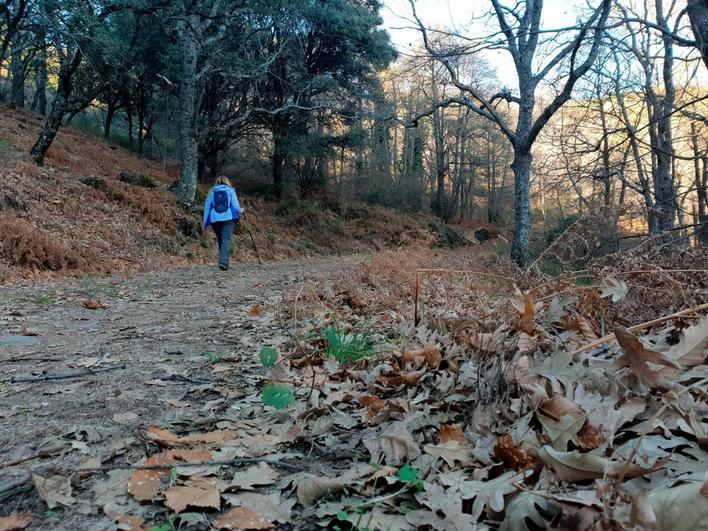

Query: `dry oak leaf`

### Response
(424, 440, 476, 467)
(438, 424, 466, 444)
(83, 299, 107, 310)
(363, 422, 421, 466)
(226, 462, 279, 491)
(127, 449, 212, 501)
(112, 412, 138, 424)
(296, 475, 346, 506)
(494, 435, 535, 471)
(115, 514, 148, 531)
(222, 492, 295, 524)
(512, 288, 537, 335)
(537, 394, 603, 451)
(32, 474, 75, 509)
(500, 491, 560, 531)
(468, 326, 507, 352)
(164, 480, 221, 513)
(665, 315, 708, 370)
(412, 483, 476, 531)
(358, 395, 386, 422)
(145, 426, 236, 447)
(214, 507, 273, 530)
(0, 514, 33, 531)
(538, 445, 659, 482)
(401, 346, 442, 369)
(247, 304, 262, 317)
(628, 478, 708, 531)
(440, 470, 528, 521)
(614, 326, 680, 389)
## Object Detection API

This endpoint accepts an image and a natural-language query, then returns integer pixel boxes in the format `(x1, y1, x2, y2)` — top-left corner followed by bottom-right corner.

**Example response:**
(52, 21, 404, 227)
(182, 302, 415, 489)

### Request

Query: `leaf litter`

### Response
(1, 247, 707, 529)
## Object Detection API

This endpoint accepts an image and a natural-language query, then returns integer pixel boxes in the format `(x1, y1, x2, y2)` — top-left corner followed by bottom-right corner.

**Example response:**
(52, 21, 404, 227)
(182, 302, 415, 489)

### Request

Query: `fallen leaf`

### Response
(424, 440, 476, 467)
(537, 394, 602, 450)
(214, 507, 273, 530)
(222, 492, 294, 524)
(340, 508, 410, 531)
(112, 412, 138, 424)
(296, 475, 346, 506)
(624, 479, 708, 531)
(363, 422, 421, 465)
(247, 304, 262, 317)
(599, 277, 629, 303)
(538, 445, 657, 482)
(115, 514, 148, 531)
(127, 449, 212, 501)
(666, 315, 708, 369)
(145, 426, 236, 447)
(164, 480, 220, 513)
(544, 296, 576, 325)
(467, 326, 506, 352)
(226, 462, 279, 491)
(164, 399, 191, 408)
(358, 395, 386, 422)
(512, 289, 536, 334)
(494, 435, 535, 471)
(615, 326, 681, 389)
(32, 474, 75, 509)
(440, 470, 527, 521)
(83, 299, 107, 310)
(438, 424, 466, 443)
(501, 491, 561, 531)
(413, 483, 475, 530)
(0, 513, 33, 531)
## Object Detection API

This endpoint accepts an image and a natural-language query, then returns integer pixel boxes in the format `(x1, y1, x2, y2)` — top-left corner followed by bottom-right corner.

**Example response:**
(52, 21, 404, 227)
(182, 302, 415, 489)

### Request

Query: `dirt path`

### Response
(0, 255, 362, 529)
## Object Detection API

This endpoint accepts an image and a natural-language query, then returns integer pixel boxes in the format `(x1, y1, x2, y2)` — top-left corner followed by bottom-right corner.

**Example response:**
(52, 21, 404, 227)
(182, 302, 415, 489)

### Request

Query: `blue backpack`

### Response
(213, 189, 230, 214)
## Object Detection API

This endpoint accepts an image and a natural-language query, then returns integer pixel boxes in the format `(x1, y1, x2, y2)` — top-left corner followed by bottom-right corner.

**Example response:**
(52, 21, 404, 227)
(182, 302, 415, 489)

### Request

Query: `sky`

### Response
(380, 0, 593, 88)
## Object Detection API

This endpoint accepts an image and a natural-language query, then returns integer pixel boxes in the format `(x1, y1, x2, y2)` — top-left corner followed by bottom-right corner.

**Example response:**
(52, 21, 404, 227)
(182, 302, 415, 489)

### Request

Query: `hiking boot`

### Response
(219, 263, 229, 271)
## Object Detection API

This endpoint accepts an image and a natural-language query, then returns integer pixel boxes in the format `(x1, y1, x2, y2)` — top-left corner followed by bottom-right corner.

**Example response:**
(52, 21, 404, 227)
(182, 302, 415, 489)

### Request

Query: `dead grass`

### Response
(0, 215, 84, 271)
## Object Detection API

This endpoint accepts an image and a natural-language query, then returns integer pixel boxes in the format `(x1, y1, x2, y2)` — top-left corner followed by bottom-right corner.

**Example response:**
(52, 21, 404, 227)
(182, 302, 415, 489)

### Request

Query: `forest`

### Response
(0, 0, 707, 530)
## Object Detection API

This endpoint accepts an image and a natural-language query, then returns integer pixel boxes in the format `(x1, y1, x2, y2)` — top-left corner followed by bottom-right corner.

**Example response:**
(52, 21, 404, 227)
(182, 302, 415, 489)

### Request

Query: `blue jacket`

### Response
(203, 184, 243, 228)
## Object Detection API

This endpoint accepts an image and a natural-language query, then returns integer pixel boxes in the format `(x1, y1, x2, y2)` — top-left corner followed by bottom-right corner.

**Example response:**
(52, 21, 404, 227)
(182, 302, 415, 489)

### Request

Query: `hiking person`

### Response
(203, 175, 244, 271)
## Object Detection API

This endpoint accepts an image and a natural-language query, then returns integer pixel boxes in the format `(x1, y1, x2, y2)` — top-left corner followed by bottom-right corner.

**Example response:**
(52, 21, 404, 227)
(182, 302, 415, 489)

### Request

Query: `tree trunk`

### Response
(126, 106, 134, 147)
(654, 0, 677, 233)
(9, 47, 25, 109)
(172, 17, 200, 206)
(688, 0, 708, 71)
(272, 132, 286, 198)
(33, 48, 47, 115)
(510, 149, 532, 266)
(30, 51, 83, 165)
(597, 90, 613, 206)
(693, 122, 708, 245)
(104, 103, 117, 139)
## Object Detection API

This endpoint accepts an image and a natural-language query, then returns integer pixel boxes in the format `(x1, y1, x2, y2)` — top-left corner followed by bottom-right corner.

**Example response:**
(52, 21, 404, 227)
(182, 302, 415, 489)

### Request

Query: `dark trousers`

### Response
(212, 221, 235, 268)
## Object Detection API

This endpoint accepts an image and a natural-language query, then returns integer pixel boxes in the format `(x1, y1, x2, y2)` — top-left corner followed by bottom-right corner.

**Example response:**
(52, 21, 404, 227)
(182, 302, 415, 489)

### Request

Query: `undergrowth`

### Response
(320, 322, 381, 365)
(0, 216, 84, 271)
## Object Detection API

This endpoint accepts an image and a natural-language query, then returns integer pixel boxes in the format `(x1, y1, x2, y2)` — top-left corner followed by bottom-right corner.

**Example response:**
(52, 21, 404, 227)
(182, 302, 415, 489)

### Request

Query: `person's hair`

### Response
(215, 175, 231, 187)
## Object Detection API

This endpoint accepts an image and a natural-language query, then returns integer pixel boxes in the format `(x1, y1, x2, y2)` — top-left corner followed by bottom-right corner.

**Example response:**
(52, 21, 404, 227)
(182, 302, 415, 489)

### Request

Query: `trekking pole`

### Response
(243, 218, 262, 264)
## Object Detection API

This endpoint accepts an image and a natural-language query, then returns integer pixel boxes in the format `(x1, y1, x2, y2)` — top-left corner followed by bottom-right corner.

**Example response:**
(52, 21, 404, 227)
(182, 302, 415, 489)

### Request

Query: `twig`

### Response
(572, 302, 708, 355)
(74, 457, 299, 474)
(293, 285, 305, 323)
(528, 268, 708, 295)
(8, 364, 126, 384)
(4, 356, 63, 363)
(0, 448, 63, 469)
(151, 374, 218, 384)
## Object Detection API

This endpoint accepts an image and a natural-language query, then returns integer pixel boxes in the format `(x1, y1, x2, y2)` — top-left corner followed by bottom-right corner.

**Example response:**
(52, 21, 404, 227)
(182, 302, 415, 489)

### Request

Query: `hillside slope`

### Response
(0, 105, 454, 284)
